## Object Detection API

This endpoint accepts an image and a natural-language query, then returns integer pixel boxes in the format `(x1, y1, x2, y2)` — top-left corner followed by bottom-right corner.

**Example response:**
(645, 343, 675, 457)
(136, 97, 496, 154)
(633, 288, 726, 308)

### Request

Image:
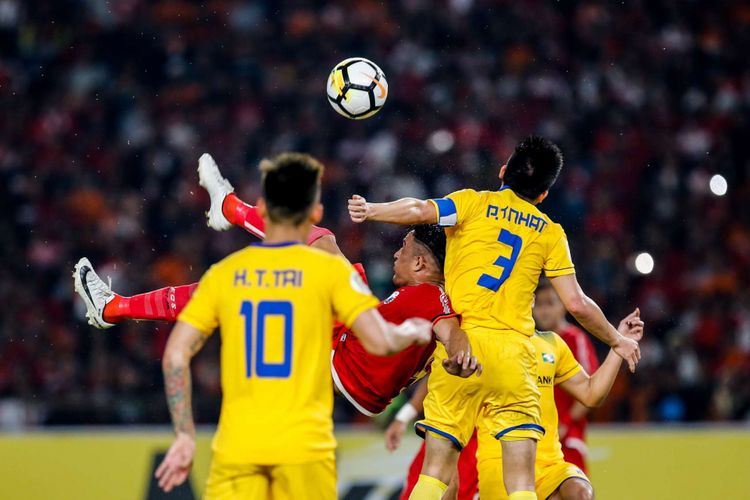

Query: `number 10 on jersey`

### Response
(240, 300, 293, 378)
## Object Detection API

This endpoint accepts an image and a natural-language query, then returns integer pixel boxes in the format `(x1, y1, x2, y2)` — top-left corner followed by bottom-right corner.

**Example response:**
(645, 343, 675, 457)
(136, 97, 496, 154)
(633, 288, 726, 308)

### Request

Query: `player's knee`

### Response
(560, 478, 594, 500)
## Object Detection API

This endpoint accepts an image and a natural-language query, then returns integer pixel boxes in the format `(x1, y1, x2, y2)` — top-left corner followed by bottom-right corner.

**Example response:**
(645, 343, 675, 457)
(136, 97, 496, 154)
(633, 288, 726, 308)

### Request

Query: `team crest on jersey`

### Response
(350, 272, 372, 295)
(542, 353, 555, 364)
(383, 291, 400, 304)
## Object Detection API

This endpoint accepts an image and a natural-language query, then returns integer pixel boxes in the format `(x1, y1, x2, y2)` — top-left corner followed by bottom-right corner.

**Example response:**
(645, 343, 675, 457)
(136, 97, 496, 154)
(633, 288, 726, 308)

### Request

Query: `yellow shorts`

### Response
(477, 427, 589, 500)
(204, 457, 336, 500)
(415, 328, 542, 449)
(535, 461, 589, 500)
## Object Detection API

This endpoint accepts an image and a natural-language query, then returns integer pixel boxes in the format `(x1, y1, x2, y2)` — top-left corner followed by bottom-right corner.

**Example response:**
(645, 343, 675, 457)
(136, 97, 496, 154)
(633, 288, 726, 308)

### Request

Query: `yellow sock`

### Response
(409, 474, 448, 499)
(508, 491, 537, 500)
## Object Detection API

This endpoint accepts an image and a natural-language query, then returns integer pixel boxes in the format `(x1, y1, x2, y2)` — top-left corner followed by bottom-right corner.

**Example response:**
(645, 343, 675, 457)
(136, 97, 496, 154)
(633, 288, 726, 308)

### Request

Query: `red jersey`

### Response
(331, 282, 458, 415)
(553, 323, 600, 471)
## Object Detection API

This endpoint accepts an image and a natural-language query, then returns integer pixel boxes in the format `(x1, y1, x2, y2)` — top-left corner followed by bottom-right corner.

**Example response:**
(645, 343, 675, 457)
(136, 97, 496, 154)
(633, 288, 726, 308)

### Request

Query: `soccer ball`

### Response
(326, 58, 388, 120)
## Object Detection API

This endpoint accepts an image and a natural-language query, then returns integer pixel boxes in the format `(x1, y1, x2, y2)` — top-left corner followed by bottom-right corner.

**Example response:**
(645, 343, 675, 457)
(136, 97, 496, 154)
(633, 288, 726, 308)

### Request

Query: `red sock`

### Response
(103, 283, 198, 323)
(222, 192, 335, 246)
(222, 193, 266, 239)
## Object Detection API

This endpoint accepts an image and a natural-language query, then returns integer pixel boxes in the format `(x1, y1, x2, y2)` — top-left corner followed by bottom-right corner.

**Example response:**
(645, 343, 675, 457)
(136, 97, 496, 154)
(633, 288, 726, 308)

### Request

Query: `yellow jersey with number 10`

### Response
(178, 242, 379, 466)
(430, 187, 575, 336)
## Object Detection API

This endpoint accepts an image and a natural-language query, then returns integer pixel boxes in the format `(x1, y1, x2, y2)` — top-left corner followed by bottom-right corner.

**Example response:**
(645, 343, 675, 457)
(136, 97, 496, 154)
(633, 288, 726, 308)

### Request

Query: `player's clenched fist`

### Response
(348, 194, 370, 223)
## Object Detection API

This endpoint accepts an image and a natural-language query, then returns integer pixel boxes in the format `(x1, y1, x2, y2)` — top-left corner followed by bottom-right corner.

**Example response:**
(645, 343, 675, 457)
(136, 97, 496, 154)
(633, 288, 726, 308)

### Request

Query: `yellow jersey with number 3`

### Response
(430, 187, 575, 335)
(178, 242, 379, 465)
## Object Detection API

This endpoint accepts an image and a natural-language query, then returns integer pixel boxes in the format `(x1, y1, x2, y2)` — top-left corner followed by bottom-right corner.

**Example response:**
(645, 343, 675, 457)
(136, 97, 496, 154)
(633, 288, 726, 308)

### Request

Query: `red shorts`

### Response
(401, 431, 478, 499)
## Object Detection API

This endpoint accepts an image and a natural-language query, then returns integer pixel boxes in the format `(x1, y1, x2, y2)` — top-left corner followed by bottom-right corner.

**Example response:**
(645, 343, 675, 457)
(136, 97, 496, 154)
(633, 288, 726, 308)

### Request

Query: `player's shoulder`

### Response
(389, 282, 446, 303)
(446, 188, 480, 199)
(386, 283, 434, 304)
(499, 188, 564, 226)
(533, 330, 558, 346)
(217, 242, 339, 268)
(411, 281, 447, 295)
(533, 330, 566, 351)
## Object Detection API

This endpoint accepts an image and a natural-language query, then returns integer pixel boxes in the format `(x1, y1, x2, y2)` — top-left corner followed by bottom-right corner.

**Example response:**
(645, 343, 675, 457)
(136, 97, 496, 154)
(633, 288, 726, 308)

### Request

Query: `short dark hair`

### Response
(411, 224, 446, 271)
(503, 136, 564, 200)
(259, 152, 324, 225)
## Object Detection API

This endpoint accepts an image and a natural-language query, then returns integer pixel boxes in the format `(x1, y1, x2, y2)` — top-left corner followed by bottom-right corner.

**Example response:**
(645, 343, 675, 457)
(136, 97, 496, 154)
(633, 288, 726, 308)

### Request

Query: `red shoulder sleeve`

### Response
(408, 284, 460, 325)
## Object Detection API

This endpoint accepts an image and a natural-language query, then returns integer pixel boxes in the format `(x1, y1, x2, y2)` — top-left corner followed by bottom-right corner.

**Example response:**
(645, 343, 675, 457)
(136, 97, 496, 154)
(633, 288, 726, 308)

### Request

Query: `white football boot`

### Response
(197, 153, 234, 231)
(73, 257, 115, 329)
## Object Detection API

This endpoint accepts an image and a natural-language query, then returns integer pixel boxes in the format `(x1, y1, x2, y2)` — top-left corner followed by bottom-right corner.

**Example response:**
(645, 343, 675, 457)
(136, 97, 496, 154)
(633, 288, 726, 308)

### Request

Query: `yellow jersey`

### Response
(532, 331, 582, 465)
(178, 242, 379, 465)
(430, 187, 575, 335)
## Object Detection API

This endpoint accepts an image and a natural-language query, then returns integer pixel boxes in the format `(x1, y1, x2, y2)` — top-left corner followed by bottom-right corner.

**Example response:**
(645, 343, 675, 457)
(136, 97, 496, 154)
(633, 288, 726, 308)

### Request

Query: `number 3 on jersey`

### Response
(477, 229, 522, 291)
(240, 300, 293, 378)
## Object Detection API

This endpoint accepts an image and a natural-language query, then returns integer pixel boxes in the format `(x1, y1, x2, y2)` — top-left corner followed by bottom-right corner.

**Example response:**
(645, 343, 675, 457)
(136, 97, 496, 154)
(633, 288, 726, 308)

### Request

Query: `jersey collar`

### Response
(250, 241, 301, 248)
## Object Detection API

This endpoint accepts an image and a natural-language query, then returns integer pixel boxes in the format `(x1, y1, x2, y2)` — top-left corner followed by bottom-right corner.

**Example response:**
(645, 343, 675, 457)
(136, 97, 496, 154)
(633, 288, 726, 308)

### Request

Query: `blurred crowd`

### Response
(1, 0, 749, 428)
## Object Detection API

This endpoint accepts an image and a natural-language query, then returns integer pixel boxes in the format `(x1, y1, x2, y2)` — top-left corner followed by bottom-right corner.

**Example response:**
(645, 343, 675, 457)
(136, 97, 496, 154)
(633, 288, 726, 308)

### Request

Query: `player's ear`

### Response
(413, 254, 426, 272)
(498, 164, 507, 180)
(310, 203, 324, 224)
(535, 190, 549, 204)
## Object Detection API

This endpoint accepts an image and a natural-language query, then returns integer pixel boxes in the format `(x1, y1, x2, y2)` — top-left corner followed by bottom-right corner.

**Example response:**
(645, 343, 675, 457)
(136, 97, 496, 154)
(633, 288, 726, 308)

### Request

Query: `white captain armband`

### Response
(431, 198, 457, 227)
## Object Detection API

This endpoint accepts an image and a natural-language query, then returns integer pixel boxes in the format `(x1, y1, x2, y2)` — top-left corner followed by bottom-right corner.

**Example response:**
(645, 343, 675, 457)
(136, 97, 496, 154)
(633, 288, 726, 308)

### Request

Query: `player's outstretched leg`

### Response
(198, 153, 266, 238)
(198, 153, 338, 249)
(73, 258, 197, 327)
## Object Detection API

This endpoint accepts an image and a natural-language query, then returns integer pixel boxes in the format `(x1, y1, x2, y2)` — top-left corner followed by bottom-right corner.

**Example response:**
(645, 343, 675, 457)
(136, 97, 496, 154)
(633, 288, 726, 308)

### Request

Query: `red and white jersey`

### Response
(553, 323, 600, 470)
(331, 282, 458, 415)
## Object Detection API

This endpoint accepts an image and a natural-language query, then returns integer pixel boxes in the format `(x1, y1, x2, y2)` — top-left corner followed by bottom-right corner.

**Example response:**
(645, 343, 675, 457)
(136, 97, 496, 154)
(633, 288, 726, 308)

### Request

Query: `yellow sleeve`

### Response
(554, 333, 582, 384)
(329, 256, 380, 328)
(429, 189, 480, 227)
(177, 264, 220, 335)
(544, 226, 575, 277)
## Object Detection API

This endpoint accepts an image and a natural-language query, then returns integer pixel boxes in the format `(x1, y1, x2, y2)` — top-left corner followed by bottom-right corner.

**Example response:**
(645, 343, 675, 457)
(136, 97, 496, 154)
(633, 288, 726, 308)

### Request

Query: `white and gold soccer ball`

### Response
(326, 57, 388, 119)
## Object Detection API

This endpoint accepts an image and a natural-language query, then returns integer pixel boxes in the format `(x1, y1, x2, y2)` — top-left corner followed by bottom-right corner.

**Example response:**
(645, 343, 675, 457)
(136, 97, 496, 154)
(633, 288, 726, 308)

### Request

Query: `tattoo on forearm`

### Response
(164, 361, 194, 436)
(163, 333, 207, 436)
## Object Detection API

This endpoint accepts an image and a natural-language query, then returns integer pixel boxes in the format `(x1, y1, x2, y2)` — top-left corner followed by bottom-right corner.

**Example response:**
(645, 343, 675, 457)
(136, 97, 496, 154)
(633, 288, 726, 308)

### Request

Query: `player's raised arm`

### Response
(348, 194, 437, 225)
(156, 321, 209, 492)
(549, 273, 641, 372)
(558, 308, 644, 408)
